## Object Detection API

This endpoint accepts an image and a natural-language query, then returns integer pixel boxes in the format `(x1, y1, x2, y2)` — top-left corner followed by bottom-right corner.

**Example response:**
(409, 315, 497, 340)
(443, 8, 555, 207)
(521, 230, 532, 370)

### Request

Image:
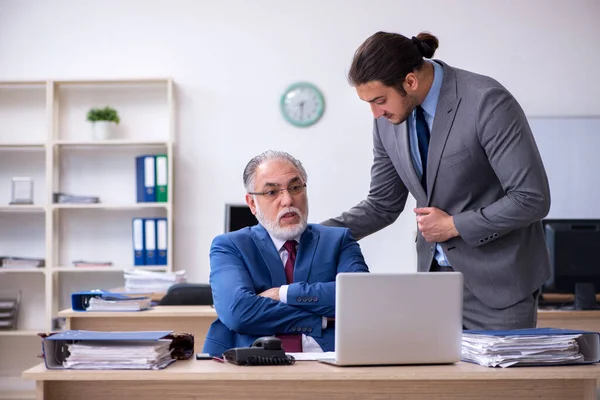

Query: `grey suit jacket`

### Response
(322, 60, 551, 309)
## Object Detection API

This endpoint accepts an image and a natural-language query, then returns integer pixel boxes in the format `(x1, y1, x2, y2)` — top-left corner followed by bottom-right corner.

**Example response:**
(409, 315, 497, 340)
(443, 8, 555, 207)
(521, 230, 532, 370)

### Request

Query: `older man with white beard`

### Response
(203, 150, 370, 357)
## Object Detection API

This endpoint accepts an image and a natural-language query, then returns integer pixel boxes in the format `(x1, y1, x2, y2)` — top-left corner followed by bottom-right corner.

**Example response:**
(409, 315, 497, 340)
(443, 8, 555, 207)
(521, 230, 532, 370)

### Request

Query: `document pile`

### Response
(124, 269, 186, 293)
(462, 328, 600, 368)
(64, 339, 173, 369)
(42, 330, 180, 370)
(0, 256, 45, 268)
(53, 192, 100, 204)
(86, 296, 151, 311)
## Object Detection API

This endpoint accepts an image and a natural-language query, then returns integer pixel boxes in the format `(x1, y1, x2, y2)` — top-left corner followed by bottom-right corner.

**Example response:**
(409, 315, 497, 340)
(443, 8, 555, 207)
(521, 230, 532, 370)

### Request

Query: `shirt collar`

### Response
(419, 59, 444, 119)
(271, 234, 301, 253)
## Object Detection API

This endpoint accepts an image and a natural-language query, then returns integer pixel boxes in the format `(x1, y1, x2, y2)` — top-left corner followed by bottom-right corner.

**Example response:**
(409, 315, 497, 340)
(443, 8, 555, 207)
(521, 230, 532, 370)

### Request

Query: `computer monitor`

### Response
(542, 219, 600, 309)
(224, 204, 258, 233)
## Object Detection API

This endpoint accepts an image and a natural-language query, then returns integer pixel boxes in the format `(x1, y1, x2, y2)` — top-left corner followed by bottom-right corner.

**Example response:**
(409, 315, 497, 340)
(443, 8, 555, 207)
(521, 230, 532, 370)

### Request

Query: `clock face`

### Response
(280, 82, 325, 127)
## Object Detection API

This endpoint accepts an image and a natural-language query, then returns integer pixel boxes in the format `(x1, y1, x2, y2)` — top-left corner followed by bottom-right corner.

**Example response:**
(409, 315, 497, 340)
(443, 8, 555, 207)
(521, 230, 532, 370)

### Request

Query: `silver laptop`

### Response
(320, 272, 463, 366)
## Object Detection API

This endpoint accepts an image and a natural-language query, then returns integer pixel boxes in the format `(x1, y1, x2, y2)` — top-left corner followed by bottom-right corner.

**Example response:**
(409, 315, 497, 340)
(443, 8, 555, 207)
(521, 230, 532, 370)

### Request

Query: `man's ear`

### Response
(403, 72, 418, 93)
(245, 194, 257, 215)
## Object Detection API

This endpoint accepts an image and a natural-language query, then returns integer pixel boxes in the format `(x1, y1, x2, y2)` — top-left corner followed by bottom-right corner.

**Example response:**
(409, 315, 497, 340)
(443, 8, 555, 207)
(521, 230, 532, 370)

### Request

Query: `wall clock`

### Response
(280, 82, 325, 127)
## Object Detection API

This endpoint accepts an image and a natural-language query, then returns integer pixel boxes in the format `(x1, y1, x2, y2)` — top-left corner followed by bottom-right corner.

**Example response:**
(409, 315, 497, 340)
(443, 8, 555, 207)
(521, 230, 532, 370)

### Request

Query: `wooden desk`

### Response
(58, 306, 217, 353)
(23, 360, 600, 400)
(538, 309, 600, 332)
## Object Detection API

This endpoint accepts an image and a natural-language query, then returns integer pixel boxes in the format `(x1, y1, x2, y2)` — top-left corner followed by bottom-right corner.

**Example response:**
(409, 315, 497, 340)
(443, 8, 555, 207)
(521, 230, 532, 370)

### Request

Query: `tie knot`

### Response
(416, 105, 426, 119)
(283, 240, 297, 255)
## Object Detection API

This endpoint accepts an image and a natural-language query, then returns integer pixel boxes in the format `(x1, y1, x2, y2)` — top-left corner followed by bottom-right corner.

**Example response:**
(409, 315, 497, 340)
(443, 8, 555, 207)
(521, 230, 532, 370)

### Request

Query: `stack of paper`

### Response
(124, 269, 186, 293)
(86, 296, 151, 311)
(64, 339, 173, 370)
(462, 331, 585, 368)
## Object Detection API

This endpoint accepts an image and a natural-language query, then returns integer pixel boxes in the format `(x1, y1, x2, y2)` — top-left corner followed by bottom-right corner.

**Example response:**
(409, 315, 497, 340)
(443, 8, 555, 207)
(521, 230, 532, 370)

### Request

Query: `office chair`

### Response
(158, 283, 213, 306)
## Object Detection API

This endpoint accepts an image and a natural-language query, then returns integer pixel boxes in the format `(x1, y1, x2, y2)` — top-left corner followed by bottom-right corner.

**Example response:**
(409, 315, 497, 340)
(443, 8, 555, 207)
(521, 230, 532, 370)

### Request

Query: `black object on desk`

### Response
(159, 283, 213, 306)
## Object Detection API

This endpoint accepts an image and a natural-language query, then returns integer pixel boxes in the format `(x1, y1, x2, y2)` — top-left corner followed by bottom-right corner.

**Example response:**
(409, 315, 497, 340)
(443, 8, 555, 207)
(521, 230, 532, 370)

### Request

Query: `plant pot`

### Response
(92, 121, 116, 140)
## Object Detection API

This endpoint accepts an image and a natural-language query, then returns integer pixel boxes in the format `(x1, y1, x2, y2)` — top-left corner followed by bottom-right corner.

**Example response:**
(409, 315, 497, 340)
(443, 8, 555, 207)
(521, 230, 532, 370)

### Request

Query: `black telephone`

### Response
(222, 337, 296, 366)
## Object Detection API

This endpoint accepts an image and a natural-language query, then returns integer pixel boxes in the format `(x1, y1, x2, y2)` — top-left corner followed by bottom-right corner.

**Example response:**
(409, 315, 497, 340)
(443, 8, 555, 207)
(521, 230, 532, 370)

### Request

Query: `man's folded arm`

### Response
(210, 237, 323, 337)
(284, 229, 369, 317)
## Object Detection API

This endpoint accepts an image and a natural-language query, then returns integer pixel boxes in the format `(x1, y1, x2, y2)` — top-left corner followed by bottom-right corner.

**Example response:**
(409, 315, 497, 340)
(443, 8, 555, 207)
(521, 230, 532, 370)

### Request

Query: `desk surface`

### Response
(58, 306, 217, 318)
(538, 309, 600, 317)
(22, 359, 600, 382)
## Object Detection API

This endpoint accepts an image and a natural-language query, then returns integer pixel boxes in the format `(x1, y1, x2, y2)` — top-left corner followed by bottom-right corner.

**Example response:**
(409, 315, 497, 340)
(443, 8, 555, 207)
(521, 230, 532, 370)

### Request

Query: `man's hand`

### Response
(258, 287, 280, 301)
(414, 207, 459, 243)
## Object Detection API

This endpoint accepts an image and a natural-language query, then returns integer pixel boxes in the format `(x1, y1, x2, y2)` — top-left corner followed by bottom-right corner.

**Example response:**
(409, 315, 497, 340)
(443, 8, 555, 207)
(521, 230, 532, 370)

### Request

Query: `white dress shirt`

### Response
(269, 235, 324, 353)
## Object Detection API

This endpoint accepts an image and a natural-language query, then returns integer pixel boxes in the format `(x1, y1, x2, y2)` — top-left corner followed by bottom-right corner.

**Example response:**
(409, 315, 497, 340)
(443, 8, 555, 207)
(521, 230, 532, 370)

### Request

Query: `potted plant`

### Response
(86, 106, 120, 140)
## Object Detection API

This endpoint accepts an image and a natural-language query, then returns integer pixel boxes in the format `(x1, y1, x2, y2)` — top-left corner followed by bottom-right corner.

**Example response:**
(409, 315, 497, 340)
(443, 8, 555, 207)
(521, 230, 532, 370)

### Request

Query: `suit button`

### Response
(302, 297, 308, 302)
(314, 296, 319, 301)
(308, 327, 313, 333)
(296, 296, 302, 302)
(302, 327, 307, 332)
(430, 246, 434, 252)
(479, 239, 485, 243)
(307, 297, 313, 302)
(493, 233, 499, 238)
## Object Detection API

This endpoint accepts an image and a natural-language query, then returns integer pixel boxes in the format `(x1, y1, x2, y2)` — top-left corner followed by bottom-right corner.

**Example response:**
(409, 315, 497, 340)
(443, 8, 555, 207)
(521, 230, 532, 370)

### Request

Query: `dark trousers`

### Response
(430, 259, 540, 330)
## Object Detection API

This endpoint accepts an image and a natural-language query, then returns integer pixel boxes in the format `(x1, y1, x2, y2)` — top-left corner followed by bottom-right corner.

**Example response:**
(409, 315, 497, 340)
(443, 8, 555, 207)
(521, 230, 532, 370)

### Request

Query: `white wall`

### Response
(1, 0, 599, 283)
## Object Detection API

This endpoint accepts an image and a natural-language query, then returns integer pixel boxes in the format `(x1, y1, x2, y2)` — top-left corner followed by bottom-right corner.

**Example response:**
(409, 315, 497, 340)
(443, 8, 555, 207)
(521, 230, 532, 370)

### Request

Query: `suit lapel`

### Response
(251, 225, 287, 286)
(426, 62, 462, 200)
(294, 226, 318, 283)
(393, 122, 427, 204)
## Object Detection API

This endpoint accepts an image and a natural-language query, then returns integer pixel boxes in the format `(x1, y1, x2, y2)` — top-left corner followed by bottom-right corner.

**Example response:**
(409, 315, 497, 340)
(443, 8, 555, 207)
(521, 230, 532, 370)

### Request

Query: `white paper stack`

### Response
(124, 269, 187, 293)
(64, 339, 173, 370)
(86, 296, 151, 311)
(462, 333, 585, 368)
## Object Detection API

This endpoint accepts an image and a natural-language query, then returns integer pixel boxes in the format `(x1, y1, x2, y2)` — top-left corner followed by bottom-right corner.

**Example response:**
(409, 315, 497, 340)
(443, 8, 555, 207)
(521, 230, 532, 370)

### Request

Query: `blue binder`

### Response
(144, 218, 158, 265)
(136, 155, 156, 202)
(41, 330, 177, 369)
(463, 328, 600, 367)
(71, 290, 149, 312)
(155, 217, 167, 265)
(132, 217, 145, 266)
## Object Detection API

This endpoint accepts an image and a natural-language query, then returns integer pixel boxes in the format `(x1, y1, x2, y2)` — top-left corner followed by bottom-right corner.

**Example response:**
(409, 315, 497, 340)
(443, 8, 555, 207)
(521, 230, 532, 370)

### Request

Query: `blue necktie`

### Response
(415, 105, 430, 190)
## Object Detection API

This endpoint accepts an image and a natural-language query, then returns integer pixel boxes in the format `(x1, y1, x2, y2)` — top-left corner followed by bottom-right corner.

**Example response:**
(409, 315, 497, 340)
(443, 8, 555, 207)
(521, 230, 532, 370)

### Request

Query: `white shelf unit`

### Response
(0, 78, 175, 398)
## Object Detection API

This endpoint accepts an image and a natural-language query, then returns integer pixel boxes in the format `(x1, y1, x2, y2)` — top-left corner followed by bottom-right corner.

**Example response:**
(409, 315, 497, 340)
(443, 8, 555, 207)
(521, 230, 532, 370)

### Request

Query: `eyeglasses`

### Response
(248, 183, 307, 199)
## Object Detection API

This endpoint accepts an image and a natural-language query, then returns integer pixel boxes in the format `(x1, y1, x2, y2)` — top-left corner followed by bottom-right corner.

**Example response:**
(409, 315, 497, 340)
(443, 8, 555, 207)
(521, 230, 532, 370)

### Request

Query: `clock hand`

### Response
(299, 101, 305, 120)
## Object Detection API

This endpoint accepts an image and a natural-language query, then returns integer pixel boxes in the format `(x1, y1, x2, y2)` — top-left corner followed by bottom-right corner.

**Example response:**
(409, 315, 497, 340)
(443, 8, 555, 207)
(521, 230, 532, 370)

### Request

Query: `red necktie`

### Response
(283, 240, 297, 284)
(277, 240, 303, 352)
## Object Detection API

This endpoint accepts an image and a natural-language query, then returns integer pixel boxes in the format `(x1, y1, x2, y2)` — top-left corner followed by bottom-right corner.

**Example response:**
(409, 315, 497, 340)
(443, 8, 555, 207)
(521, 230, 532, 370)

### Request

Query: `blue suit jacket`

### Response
(202, 223, 369, 356)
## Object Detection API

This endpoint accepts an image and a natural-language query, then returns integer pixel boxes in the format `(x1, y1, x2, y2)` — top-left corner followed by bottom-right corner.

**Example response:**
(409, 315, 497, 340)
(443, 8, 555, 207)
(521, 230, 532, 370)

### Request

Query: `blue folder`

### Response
(155, 217, 168, 265)
(132, 217, 145, 266)
(135, 155, 156, 202)
(463, 328, 600, 366)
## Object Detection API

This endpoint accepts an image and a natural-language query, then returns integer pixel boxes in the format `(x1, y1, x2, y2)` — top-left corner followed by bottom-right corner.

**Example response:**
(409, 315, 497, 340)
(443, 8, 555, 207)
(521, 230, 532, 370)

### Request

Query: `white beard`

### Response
(255, 203, 308, 241)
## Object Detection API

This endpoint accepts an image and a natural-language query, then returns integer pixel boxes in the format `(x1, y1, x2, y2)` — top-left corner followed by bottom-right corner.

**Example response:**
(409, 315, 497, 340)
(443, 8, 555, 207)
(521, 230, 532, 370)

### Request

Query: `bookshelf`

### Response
(0, 78, 175, 397)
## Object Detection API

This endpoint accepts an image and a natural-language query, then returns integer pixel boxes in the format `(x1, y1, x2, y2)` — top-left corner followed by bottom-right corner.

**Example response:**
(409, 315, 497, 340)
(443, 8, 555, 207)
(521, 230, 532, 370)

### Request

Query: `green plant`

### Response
(86, 106, 120, 124)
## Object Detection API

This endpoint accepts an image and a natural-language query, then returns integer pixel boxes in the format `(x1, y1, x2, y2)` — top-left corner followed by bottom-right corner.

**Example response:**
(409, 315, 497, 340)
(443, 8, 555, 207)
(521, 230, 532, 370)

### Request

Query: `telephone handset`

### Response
(222, 336, 296, 366)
